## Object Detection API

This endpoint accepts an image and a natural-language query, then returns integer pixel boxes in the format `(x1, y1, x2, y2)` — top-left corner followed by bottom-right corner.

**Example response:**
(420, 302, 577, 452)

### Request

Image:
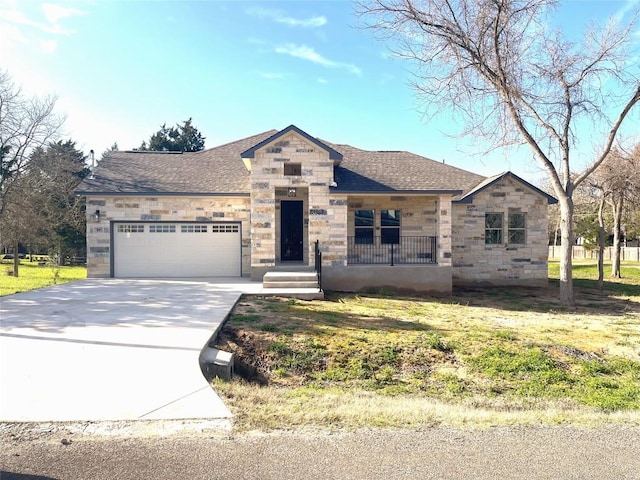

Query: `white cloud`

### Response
(276, 15, 326, 28)
(614, 0, 640, 21)
(246, 7, 326, 28)
(0, 2, 86, 54)
(41, 3, 85, 25)
(317, 77, 328, 84)
(0, 3, 84, 35)
(275, 43, 362, 76)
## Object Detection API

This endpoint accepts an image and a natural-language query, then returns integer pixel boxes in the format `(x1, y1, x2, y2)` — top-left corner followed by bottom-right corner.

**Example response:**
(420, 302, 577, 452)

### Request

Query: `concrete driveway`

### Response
(0, 278, 262, 424)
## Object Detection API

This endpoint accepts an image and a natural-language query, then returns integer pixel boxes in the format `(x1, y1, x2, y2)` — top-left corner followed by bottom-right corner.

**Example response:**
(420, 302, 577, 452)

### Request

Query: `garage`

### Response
(113, 222, 241, 278)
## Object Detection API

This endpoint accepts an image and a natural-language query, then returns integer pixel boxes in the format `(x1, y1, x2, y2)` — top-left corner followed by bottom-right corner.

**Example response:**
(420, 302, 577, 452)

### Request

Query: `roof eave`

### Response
(331, 189, 463, 195)
(76, 191, 251, 197)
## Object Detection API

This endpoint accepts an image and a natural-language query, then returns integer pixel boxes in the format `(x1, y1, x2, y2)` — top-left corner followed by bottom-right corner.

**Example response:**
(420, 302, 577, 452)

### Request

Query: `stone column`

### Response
(437, 195, 452, 266)
(250, 183, 276, 269)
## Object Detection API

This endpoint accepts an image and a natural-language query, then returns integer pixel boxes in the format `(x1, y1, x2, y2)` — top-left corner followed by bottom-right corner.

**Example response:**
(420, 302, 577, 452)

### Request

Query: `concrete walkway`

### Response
(0, 278, 264, 424)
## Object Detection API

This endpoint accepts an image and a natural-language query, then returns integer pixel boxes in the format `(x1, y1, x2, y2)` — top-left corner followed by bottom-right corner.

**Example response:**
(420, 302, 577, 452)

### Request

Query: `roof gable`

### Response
(455, 171, 558, 204)
(240, 125, 343, 162)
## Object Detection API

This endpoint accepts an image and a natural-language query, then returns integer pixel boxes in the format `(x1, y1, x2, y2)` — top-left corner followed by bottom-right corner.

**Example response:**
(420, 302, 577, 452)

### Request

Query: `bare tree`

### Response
(608, 143, 640, 276)
(358, 0, 640, 306)
(0, 71, 64, 217)
(0, 71, 64, 275)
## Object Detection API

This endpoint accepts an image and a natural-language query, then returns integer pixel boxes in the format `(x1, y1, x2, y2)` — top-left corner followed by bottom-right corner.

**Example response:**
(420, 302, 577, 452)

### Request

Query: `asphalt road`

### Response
(2, 424, 639, 479)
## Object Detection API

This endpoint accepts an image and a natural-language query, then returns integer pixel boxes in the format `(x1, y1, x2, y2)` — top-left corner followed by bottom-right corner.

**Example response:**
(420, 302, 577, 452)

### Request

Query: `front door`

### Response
(281, 201, 303, 261)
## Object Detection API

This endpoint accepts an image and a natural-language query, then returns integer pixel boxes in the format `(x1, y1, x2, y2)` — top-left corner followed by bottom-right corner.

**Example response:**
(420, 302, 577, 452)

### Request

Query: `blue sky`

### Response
(1, 0, 639, 183)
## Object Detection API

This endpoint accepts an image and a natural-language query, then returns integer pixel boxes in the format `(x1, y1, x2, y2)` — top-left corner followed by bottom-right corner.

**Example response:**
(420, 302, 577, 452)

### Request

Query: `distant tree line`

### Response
(137, 118, 205, 152)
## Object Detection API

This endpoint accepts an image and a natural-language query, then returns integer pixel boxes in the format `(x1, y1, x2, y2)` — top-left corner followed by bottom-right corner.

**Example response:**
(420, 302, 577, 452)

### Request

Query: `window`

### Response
(508, 212, 526, 244)
(117, 224, 144, 233)
(212, 224, 239, 233)
(354, 209, 374, 244)
(381, 209, 400, 244)
(284, 163, 302, 176)
(181, 225, 208, 233)
(149, 224, 176, 233)
(485, 213, 503, 244)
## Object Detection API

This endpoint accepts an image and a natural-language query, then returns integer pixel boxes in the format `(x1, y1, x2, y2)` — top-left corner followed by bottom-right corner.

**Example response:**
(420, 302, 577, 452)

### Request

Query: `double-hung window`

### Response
(381, 209, 400, 244)
(354, 209, 374, 244)
(508, 213, 526, 244)
(485, 213, 503, 245)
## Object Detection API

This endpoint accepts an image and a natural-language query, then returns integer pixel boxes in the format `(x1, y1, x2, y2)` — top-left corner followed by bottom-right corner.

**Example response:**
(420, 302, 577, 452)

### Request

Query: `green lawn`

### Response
(214, 261, 640, 431)
(0, 260, 87, 296)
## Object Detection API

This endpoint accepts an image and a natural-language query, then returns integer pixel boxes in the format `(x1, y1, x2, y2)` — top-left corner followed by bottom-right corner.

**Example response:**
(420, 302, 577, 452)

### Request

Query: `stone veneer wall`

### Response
(346, 196, 439, 237)
(249, 132, 341, 271)
(345, 195, 452, 266)
(451, 177, 549, 286)
(85, 195, 251, 278)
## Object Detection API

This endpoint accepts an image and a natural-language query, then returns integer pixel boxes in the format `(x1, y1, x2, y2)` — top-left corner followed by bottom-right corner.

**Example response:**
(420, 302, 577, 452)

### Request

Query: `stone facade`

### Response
(247, 131, 339, 277)
(451, 176, 549, 286)
(83, 130, 553, 292)
(86, 196, 251, 278)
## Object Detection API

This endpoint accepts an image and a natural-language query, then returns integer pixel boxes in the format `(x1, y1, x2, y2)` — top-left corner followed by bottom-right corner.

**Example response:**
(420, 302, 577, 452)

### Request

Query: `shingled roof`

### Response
(325, 143, 485, 194)
(77, 128, 486, 196)
(76, 130, 278, 195)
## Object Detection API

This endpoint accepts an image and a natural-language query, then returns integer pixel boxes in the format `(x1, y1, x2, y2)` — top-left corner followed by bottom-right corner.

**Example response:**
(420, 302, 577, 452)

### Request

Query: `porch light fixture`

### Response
(91, 209, 101, 222)
(287, 188, 297, 197)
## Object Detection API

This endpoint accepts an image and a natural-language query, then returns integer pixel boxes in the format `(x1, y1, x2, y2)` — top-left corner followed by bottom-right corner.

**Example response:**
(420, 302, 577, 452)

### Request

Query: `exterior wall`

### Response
(248, 132, 339, 272)
(85, 195, 251, 278)
(344, 195, 440, 265)
(324, 265, 452, 294)
(346, 196, 439, 237)
(451, 177, 549, 286)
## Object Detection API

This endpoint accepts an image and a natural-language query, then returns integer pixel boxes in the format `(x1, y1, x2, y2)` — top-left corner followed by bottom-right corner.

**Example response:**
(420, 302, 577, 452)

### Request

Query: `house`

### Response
(76, 125, 557, 293)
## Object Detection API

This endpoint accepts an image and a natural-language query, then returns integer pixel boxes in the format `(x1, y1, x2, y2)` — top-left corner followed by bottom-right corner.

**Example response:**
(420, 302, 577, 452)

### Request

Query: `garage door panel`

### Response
(114, 223, 241, 278)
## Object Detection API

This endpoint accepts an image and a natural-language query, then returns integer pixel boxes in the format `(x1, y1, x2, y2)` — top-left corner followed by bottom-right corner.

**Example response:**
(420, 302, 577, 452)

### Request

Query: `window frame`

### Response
(507, 212, 526, 245)
(380, 209, 401, 245)
(149, 224, 176, 233)
(354, 209, 375, 244)
(283, 163, 302, 176)
(485, 213, 504, 245)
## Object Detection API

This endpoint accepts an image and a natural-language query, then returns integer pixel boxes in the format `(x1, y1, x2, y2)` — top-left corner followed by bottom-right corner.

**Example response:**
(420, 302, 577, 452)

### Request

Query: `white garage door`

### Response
(113, 222, 241, 278)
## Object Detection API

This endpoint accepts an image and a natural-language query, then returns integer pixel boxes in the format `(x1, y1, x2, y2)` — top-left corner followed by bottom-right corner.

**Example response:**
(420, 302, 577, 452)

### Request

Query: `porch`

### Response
(347, 236, 437, 265)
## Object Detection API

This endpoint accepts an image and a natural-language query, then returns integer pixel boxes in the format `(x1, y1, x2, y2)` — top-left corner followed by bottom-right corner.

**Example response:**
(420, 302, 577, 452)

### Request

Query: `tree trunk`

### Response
(597, 196, 606, 292)
(611, 194, 623, 278)
(558, 195, 575, 307)
(12, 241, 19, 277)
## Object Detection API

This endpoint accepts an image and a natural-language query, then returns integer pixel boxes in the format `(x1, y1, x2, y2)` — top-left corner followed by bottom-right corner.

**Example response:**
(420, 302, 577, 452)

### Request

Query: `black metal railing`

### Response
(314, 239, 323, 290)
(347, 236, 437, 265)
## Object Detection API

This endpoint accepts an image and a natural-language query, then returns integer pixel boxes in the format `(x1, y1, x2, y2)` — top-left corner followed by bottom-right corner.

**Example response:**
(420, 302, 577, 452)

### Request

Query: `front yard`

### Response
(213, 262, 640, 431)
(0, 259, 87, 296)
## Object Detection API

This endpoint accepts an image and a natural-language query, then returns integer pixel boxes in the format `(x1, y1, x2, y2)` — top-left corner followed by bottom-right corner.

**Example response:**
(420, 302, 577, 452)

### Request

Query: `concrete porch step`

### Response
(260, 271, 323, 299)
(262, 271, 319, 289)
(252, 287, 324, 301)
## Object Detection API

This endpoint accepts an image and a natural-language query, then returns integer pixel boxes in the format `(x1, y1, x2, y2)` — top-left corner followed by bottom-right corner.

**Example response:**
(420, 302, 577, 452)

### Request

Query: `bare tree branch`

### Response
(357, 0, 640, 305)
